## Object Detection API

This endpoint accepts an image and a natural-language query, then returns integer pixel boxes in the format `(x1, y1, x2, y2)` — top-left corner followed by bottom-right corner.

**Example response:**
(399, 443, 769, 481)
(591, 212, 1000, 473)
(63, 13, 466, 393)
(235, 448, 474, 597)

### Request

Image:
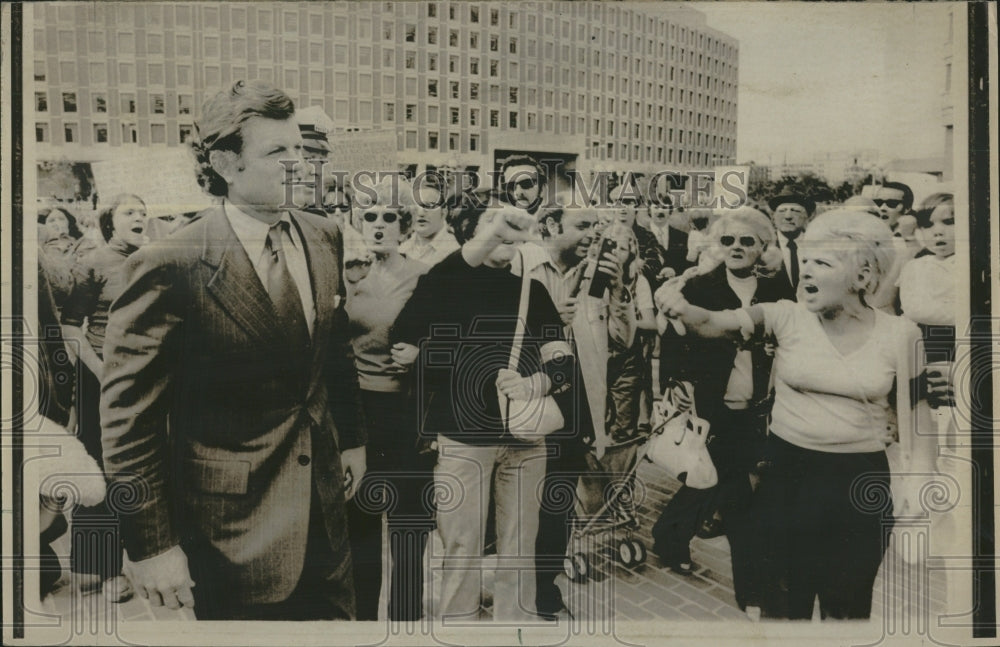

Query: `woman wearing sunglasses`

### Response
(651, 208, 785, 607)
(343, 176, 433, 621)
(655, 209, 938, 620)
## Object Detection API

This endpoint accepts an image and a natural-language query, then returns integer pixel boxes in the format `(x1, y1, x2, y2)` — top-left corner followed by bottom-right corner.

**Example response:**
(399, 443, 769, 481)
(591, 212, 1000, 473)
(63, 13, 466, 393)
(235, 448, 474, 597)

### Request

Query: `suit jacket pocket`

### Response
(186, 458, 251, 495)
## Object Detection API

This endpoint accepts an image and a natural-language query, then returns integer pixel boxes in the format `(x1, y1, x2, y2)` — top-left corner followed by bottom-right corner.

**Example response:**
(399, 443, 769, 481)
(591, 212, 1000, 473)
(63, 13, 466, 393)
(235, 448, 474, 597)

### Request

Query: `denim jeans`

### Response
(434, 436, 547, 621)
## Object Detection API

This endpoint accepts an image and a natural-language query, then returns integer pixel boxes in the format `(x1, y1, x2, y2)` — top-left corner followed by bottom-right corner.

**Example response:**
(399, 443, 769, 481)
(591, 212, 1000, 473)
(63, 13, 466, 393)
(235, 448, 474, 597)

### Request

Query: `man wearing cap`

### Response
(768, 187, 814, 299)
(296, 106, 336, 217)
(100, 80, 366, 620)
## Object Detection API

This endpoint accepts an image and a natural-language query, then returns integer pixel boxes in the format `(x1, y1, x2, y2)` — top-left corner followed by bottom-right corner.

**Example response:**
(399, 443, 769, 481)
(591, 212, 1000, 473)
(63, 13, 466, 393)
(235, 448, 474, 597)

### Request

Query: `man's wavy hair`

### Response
(189, 80, 296, 198)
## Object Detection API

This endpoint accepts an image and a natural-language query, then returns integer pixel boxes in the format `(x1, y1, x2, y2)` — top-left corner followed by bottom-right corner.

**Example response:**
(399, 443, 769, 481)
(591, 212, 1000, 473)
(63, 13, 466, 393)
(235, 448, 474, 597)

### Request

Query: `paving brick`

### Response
(610, 597, 656, 620)
(714, 604, 752, 621)
(677, 602, 721, 621)
(640, 596, 689, 620)
(703, 584, 739, 608)
(635, 581, 687, 607)
(671, 579, 726, 612)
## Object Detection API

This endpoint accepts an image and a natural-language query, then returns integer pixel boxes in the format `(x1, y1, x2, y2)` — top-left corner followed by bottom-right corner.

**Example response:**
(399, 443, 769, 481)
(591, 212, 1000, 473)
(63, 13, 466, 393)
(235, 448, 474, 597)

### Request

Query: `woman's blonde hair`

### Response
(351, 175, 416, 235)
(802, 209, 895, 299)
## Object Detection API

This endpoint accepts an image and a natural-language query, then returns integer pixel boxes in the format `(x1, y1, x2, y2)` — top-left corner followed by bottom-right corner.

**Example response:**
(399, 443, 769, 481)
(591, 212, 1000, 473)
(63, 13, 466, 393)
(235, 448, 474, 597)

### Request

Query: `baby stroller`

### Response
(562, 432, 651, 582)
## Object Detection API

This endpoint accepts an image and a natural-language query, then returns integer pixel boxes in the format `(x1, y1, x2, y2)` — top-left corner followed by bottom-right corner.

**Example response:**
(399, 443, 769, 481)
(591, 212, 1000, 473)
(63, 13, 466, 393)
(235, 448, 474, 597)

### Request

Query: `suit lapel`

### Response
(201, 208, 284, 343)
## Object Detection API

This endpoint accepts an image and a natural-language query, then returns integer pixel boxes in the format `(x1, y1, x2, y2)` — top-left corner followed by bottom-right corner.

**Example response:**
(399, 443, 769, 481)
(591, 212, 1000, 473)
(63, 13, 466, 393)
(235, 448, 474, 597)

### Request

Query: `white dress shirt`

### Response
(225, 202, 316, 336)
(399, 226, 460, 267)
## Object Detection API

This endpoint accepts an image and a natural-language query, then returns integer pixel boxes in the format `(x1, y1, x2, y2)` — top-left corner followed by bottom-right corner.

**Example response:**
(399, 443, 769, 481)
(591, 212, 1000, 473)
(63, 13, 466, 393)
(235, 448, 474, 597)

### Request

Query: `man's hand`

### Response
(657, 267, 677, 282)
(925, 361, 955, 407)
(496, 368, 551, 401)
(654, 278, 690, 318)
(482, 207, 541, 244)
(122, 545, 195, 610)
(341, 446, 366, 501)
(556, 297, 578, 326)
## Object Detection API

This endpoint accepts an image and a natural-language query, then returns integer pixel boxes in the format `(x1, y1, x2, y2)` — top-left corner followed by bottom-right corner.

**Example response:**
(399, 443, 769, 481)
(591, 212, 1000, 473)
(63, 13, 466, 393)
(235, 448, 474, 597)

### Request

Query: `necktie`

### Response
(787, 238, 799, 289)
(266, 221, 310, 348)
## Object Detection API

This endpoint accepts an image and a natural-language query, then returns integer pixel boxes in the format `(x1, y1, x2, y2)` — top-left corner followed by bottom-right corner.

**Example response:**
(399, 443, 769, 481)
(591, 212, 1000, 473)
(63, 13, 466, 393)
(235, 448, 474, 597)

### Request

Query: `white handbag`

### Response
(646, 382, 718, 489)
(499, 257, 565, 442)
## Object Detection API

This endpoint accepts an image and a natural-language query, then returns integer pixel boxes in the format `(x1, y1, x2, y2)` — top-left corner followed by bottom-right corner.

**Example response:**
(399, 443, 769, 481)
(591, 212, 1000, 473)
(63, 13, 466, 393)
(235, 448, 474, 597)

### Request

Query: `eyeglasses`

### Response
(363, 211, 398, 223)
(872, 199, 903, 209)
(324, 204, 351, 214)
(505, 177, 538, 192)
(720, 235, 757, 247)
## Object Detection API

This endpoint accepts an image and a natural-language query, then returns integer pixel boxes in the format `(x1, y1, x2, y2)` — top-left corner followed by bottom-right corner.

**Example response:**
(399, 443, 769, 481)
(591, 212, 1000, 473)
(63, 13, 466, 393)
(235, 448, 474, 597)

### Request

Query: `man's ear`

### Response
(542, 216, 560, 237)
(209, 150, 241, 185)
(854, 264, 873, 292)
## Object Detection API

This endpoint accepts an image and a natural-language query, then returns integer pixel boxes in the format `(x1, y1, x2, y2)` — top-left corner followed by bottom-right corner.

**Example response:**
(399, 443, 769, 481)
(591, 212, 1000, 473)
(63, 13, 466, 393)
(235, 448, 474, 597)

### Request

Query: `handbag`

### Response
(498, 255, 565, 442)
(646, 381, 718, 489)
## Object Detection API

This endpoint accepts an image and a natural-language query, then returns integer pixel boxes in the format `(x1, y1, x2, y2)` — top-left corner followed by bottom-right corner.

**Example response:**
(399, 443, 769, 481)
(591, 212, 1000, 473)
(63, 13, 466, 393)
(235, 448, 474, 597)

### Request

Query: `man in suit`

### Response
(647, 196, 693, 283)
(100, 80, 366, 620)
(767, 187, 814, 300)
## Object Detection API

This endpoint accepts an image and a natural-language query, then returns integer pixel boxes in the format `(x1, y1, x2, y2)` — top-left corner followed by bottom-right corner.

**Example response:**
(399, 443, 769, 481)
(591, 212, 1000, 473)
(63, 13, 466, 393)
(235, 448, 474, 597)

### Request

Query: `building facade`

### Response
(30, 1, 738, 173)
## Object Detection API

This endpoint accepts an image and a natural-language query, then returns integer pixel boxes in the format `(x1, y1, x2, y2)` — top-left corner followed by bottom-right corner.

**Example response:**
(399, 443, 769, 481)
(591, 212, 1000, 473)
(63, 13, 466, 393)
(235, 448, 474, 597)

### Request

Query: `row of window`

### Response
(36, 121, 194, 146)
(35, 91, 193, 116)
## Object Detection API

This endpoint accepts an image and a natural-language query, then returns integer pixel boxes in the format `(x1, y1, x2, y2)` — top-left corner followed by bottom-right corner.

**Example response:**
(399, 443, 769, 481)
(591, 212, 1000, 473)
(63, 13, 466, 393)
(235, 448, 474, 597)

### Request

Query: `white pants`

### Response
(434, 437, 547, 622)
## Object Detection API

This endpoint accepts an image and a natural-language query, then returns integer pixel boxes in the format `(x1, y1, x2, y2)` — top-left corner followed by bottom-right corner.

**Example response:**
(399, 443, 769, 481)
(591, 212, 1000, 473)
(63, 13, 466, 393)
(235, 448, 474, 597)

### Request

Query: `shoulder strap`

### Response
(508, 250, 531, 372)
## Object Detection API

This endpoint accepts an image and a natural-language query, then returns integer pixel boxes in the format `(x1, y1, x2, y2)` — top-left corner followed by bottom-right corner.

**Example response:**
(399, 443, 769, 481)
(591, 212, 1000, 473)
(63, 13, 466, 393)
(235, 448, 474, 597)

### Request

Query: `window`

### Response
(450, 107, 460, 124)
(148, 64, 164, 85)
(232, 38, 247, 59)
(359, 46, 371, 66)
(383, 49, 394, 66)
(231, 8, 246, 29)
(427, 106, 438, 122)
(449, 133, 459, 150)
(122, 123, 138, 143)
(470, 83, 479, 100)
(428, 27, 437, 44)
(490, 9, 499, 26)
(428, 80, 437, 97)
(470, 33, 478, 48)
(384, 22, 394, 40)
(428, 54, 437, 71)
(405, 24, 415, 42)
(259, 39, 273, 60)
(428, 131, 439, 149)
(36, 123, 48, 143)
(93, 94, 106, 113)
(176, 35, 192, 56)
(178, 94, 193, 115)
(490, 35, 499, 52)
(150, 123, 166, 144)
(470, 134, 479, 151)
(62, 92, 77, 112)
(527, 113, 536, 129)
(177, 65, 192, 85)
(470, 58, 479, 74)
(450, 81, 459, 98)
(449, 30, 459, 47)
(427, 2, 436, 17)
(121, 93, 136, 114)
(405, 131, 417, 149)
(147, 34, 163, 55)
(490, 60, 498, 77)
(490, 110, 499, 127)
(64, 123, 77, 143)
(405, 52, 416, 69)
(509, 88, 518, 104)
(118, 33, 135, 54)
(60, 61, 76, 83)
(405, 104, 415, 121)
(35, 92, 47, 112)
(509, 112, 518, 128)
(470, 108, 479, 125)
(385, 103, 395, 121)
(283, 41, 298, 61)
(449, 56, 458, 73)
(471, 6, 479, 22)
(89, 30, 104, 53)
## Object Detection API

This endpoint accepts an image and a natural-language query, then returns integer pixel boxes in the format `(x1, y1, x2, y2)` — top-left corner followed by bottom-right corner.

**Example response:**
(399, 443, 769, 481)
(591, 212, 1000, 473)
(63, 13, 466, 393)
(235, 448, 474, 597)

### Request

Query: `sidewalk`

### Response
(42, 459, 946, 625)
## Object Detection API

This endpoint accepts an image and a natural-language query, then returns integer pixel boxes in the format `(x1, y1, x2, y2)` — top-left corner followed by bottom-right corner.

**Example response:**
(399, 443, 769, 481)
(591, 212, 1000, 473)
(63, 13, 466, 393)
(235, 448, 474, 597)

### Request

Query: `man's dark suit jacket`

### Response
(650, 224, 693, 282)
(100, 206, 366, 607)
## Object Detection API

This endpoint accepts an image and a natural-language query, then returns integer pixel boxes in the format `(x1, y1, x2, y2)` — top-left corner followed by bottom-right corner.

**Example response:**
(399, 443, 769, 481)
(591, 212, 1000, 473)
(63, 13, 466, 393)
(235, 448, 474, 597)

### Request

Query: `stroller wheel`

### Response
(617, 539, 636, 566)
(631, 540, 647, 565)
(564, 552, 590, 582)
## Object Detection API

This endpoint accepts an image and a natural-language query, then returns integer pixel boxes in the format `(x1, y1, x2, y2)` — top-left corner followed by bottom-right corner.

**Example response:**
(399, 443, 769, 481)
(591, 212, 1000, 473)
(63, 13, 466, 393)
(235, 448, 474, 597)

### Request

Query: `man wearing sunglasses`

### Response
(871, 181, 914, 229)
(100, 81, 366, 620)
(499, 154, 547, 215)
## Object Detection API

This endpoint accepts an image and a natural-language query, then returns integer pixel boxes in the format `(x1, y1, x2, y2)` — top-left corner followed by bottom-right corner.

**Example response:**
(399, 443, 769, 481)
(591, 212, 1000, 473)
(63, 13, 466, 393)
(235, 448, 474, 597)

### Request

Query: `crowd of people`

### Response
(35, 80, 955, 623)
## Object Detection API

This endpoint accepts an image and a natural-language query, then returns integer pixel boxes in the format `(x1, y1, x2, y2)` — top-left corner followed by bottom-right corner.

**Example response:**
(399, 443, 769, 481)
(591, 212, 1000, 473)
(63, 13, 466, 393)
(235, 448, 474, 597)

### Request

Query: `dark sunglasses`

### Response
(505, 177, 537, 192)
(873, 198, 903, 209)
(720, 235, 757, 247)
(363, 211, 398, 223)
(324, 203, 351, 214)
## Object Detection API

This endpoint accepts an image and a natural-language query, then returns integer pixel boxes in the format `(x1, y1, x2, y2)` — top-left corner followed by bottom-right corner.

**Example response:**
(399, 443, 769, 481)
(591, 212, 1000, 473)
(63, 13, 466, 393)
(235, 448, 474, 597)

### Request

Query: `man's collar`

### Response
(224, 201, 296, 259)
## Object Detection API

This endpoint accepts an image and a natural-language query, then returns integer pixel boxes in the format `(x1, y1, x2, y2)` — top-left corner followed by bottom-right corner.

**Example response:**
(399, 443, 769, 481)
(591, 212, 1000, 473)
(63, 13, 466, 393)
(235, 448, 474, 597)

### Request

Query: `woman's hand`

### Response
(496, 369, 550, 401)
(388, 342, 419, 372)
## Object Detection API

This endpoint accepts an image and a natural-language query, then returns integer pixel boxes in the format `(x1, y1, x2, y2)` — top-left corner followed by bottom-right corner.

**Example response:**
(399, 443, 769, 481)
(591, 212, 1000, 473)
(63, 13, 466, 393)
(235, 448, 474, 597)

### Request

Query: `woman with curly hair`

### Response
(342, 177, 433, 621)
(656, 209, 938, 619)
(60, 193, 149, 601)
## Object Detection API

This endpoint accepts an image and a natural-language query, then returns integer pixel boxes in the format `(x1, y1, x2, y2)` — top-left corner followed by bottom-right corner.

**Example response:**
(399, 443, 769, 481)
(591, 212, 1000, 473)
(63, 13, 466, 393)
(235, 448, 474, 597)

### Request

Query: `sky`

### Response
(653, 2, 952, 165)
